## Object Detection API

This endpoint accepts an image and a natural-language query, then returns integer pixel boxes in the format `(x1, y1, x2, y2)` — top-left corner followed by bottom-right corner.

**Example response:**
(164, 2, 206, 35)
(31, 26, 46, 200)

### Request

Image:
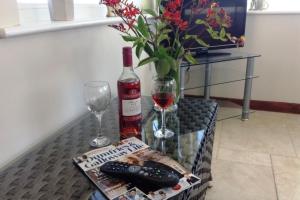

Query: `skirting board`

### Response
(185, 95, 300, 114)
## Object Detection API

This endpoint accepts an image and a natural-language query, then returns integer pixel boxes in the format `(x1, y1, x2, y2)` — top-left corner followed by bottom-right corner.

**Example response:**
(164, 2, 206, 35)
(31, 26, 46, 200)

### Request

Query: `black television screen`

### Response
(181, 0, 248, 52)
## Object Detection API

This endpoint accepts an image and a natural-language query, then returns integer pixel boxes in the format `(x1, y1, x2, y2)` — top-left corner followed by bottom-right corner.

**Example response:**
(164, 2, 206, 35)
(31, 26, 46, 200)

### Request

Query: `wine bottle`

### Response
(118, 47, 142, 139)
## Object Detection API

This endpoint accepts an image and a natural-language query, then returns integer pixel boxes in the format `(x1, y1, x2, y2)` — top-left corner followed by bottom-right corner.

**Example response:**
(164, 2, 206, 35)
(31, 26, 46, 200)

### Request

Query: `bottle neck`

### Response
(123, 65, 134, 72)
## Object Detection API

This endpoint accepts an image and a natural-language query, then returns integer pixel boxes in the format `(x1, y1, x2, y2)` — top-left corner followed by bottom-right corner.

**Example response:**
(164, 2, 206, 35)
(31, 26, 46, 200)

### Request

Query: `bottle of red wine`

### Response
(118, 47, 142, 139)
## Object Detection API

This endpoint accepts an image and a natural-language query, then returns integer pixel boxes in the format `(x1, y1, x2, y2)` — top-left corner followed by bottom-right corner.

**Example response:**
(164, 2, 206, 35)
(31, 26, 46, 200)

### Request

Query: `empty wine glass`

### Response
(151, 76, 176, 138)
(84, 81, 111, 147)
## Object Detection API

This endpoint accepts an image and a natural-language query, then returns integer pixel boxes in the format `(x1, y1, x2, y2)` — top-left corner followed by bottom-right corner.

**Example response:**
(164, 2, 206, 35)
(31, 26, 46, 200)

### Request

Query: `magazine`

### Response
(73, 137, 201, 200)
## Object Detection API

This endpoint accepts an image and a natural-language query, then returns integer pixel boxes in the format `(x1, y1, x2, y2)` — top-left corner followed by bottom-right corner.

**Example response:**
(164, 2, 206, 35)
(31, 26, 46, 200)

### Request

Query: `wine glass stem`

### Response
(95, 113, 104, 138)
(161, 109, 166, 133)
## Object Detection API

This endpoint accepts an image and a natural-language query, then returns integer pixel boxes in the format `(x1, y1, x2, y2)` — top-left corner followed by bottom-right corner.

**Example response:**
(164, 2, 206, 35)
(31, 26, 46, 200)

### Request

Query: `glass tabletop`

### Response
(181, 51, 261, 66)
(142, 109, 206, 171)
(101, 96, 217, 171)
(89, 97, 217, 200)
(0, 97, 217, 200)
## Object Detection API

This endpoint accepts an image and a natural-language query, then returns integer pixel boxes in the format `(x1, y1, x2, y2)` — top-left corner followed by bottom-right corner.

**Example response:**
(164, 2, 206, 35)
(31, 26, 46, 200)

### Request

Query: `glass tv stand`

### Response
(180, 51, 261, 121)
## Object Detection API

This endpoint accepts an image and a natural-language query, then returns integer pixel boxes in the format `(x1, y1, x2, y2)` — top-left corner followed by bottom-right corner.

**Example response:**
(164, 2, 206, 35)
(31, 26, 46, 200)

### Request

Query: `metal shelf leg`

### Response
(242, 58, 255, 120)
(180, 67, 186, 99)
(204, 63, 212, 100)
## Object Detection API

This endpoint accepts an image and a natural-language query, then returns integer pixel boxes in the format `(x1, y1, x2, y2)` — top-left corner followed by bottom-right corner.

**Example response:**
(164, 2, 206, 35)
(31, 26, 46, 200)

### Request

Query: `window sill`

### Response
(0, 16, 125, 38)
(248, 10, 300, 15)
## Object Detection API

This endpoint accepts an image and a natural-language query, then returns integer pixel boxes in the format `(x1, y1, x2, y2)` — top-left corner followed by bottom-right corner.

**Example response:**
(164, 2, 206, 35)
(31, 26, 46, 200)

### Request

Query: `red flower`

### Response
(102, 0, 120, 7)
(199, 0, 209, 7)
(109, 23, 126, 32)
(207, 8, 215, 17)
(211, 2, 219, 8)
(121, 3, 140, 19)
(219, 8, 226, 16)
(162, 0, 188, 30)
(179, 21, 188, 30)
(207, 18, 218, 28)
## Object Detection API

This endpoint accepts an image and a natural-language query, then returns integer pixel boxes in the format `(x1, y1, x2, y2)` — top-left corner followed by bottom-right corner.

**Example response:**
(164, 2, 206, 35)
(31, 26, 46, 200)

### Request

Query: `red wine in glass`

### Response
(152, 93, 174, 109)
(151, 76, 176, 139)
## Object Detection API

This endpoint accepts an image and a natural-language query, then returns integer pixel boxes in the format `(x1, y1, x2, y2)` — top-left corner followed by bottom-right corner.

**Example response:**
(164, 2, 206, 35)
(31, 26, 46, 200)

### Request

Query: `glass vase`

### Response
(153, 59, 181, 112)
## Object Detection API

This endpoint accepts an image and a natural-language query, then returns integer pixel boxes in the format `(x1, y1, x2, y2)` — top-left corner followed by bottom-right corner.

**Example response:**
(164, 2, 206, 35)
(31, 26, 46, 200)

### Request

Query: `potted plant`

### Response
(101, 0, 243, 105)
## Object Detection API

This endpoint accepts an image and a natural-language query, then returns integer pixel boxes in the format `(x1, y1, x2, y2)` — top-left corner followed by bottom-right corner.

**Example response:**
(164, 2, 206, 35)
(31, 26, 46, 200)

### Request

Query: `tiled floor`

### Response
(206, 111, 300, 200)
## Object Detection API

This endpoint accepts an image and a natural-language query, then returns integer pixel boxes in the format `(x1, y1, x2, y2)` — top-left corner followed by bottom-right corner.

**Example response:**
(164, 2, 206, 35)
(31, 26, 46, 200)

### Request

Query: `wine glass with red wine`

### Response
(84, 81, 111, 147)
(151, 76, 176, 138)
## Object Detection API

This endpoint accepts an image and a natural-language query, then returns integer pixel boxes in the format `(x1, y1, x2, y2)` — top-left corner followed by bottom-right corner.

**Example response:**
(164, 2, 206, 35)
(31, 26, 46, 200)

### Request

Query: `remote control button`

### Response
(128, 166, 141, 173)
(139, 170, 144, 175)
(144, 172, 149, 176)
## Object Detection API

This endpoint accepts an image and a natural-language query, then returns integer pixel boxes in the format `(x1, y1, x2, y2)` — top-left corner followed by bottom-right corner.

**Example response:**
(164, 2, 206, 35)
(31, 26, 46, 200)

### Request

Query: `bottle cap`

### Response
(123, 47, 133, 67)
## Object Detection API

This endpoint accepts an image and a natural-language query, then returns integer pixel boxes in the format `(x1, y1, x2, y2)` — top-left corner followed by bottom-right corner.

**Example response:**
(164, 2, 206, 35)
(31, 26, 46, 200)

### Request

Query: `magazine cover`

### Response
(73, 137, 201, 200)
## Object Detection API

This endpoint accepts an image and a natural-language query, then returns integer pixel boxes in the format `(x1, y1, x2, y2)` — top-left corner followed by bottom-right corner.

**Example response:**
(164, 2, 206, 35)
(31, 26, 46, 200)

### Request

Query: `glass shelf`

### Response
(180, 51, 261, 121)
(184, 75, 259, 91)
(181, 51, 261, 67)
(215, 99, 256, 121)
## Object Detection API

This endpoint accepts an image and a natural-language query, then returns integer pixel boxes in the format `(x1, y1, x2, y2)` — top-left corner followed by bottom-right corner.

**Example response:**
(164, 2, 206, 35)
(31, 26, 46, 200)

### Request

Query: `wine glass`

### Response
(84, 81, 111, 148)
(151, 76, 176, 138)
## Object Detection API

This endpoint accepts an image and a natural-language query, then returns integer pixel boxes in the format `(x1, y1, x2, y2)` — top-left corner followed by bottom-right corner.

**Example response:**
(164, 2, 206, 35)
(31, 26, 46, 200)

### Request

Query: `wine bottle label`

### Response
(122, 98, 141, 116)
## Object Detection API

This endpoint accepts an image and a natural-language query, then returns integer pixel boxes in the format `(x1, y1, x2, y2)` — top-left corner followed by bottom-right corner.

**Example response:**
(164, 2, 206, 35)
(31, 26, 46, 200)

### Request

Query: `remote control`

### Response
(100, 161, 180, 187)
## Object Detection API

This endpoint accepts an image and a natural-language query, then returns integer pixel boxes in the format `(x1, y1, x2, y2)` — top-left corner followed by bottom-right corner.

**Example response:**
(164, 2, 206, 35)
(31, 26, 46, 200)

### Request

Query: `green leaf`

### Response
(156, 0, 162, 10)
(184, 53, 198, 65)
(132, 38, 142, 47)
(137, 16, 149, 38)
(162, 29, 172, 34)
(194, 37, 209, 47)
(226, 33, 232, 40)
(166, 56, 179, 72)
(219, 28, 228, 42)
(157, 34, 169, 45)
(175, 46, 185, 58)
(122, 35, 138, 42)
(144, 43, 154, 57)
(206, 27, 220, 40)
(138, 57, 159, 67)
(184, 35, 193, 40)
(135, 42, 144, 59)
(157, 46, 168, 58)
(157, 22, 167, 31)
(184, 35, 209, 47)
(155, 59, 171, 78)
(143, 9, 158, 17)
(195, 19, 206, 25)
(215, 15, 222, 24)
(220, 28, 226, 38)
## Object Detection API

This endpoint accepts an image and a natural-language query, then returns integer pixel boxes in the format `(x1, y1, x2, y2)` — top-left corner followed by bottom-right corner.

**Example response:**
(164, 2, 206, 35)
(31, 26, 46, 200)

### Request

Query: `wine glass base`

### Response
(154, 129, 174, 139)
(89, 136, 111, 148)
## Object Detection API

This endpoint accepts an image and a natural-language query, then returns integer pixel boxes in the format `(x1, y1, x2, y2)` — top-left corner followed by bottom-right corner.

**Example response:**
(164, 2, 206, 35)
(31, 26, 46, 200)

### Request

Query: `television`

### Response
(181, 0, 248, 54)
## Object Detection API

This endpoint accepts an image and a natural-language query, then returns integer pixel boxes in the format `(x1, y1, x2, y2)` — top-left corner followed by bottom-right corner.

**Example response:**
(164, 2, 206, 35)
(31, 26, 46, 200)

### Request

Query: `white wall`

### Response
(0, 26, 151, 168)
(185, 13, 300, 104)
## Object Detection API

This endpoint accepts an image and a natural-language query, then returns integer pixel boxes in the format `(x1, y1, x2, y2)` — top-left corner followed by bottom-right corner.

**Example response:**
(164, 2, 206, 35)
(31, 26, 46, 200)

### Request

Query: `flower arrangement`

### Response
(101, 0, 244, 97)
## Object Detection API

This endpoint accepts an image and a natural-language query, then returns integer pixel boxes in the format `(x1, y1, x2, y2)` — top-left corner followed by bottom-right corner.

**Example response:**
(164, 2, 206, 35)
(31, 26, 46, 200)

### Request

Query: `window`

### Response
(18, 0, 100, 4)
(17, 0, 106, 24)
(267, 0, 300, 11)
(249, 0, 300, 12)
(18, 0, 46, 3)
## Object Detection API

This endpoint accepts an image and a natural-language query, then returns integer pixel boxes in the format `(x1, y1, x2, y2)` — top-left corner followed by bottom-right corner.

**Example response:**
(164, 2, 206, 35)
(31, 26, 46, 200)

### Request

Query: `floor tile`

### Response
(272, 155, 300, 200)
(219, 112, 296, 157)
(288, 130, 300, 158)
(205, 159, 277, 200)
(285, 113, 300, 132)
(212, 122, 222, 159)
(217, 148, 271, 167)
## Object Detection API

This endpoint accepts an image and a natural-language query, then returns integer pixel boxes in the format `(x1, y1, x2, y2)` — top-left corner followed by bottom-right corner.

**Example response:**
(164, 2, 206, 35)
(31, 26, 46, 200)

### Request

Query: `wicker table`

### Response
(0, 97, 218, 200)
